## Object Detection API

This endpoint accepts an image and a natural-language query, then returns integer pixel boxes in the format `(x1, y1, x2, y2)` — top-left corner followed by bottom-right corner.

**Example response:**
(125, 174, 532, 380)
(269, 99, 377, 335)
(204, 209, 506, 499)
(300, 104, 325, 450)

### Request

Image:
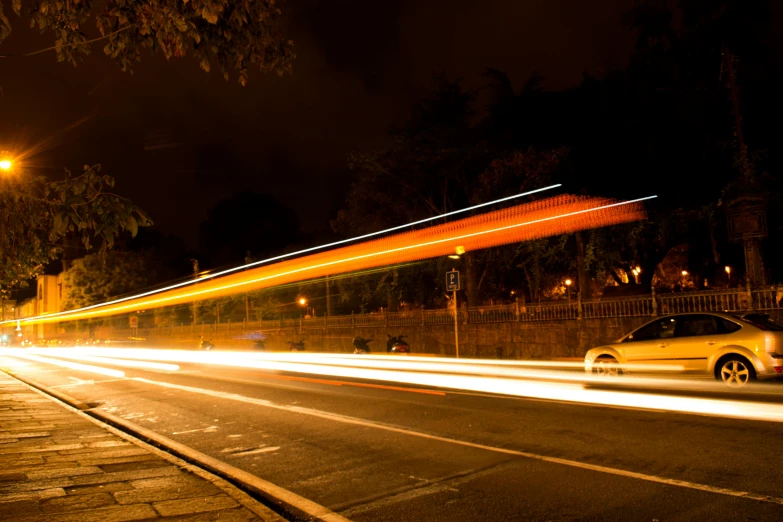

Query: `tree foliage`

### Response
(0, 164, 151, 296)
(62, 249, 157, 310)
(1, 0, 294, 85)
(198, 192, 300, 268)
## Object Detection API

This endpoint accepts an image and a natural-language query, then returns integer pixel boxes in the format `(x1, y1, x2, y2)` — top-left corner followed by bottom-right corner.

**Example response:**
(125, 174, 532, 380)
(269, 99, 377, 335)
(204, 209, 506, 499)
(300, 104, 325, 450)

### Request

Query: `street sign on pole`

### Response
(129, 316, 138, 328)
(446, 270, 460, 292)
(447, 270, 460, 358)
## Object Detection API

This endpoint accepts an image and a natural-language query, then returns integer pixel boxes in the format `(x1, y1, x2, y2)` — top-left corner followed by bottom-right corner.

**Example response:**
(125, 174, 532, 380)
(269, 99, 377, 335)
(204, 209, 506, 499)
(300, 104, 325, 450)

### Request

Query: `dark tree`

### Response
(198, 192, 300, 269)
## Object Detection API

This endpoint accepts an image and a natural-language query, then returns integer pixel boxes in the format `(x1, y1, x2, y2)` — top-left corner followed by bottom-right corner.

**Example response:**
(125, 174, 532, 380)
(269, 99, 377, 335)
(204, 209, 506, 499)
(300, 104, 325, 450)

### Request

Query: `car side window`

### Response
(625, 317, 677, 342)
(675, 315, 719, 338)
(717, 318, 742, 334)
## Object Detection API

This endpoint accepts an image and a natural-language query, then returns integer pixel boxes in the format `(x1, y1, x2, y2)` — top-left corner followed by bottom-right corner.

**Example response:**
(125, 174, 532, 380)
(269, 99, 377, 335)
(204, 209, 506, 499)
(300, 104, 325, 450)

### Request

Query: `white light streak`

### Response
(1, 186, 560, 326)
(20, 347, 783, 423)
(1, 349, 125, 378)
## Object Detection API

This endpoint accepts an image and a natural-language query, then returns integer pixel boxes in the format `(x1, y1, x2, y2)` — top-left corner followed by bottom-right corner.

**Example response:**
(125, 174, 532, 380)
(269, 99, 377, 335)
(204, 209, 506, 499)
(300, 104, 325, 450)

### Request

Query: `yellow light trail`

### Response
(6, 194, 650, 326)
(5, 347, 783, 423)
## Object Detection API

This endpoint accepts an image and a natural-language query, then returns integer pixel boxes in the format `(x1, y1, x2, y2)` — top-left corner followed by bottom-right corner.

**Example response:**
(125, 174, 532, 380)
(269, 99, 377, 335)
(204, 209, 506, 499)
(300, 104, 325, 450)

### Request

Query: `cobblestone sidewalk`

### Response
(0, 372, 284, 521)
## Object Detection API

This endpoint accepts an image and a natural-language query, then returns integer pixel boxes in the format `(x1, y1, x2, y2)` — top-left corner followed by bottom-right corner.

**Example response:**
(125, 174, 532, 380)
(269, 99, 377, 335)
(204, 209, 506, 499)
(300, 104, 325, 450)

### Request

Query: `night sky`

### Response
(0, 0, 634, 248)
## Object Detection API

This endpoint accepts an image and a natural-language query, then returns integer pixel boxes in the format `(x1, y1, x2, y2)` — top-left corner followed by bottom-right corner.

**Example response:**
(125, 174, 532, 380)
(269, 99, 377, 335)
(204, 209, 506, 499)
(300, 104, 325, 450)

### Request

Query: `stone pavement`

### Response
(0, 372, 285, 521)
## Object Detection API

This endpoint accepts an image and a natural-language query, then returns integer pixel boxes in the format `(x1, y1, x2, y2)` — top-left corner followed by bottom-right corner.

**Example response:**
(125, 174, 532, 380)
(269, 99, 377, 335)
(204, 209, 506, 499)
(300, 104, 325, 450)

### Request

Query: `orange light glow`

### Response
(8, 194, 650, 326)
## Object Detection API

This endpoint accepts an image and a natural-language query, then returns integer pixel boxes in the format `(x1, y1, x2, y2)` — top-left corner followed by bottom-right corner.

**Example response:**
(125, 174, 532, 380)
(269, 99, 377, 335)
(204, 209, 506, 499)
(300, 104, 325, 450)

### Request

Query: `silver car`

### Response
(584, 312, 783, 387)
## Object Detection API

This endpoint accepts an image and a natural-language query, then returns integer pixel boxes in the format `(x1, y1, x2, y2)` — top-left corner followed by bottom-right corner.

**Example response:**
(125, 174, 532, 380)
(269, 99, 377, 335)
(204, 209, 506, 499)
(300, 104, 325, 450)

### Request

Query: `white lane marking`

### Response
(134, 376, 783, 506)
(50, 377, 128, 389)
(230, 447, 280, 457)
(172, 425, 218, 435)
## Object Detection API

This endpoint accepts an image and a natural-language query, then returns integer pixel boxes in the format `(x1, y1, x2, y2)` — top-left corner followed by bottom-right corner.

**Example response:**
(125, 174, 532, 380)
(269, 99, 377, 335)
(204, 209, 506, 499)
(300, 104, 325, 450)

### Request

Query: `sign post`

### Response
(129, 315, 138, 347)
(446, 269, 460, 358)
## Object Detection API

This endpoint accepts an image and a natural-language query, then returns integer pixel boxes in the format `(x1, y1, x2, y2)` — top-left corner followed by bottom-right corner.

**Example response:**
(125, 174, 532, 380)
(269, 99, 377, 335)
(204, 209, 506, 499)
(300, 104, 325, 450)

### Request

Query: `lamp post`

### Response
(565, 279, 572, 303)
(725, 266, 732, 288)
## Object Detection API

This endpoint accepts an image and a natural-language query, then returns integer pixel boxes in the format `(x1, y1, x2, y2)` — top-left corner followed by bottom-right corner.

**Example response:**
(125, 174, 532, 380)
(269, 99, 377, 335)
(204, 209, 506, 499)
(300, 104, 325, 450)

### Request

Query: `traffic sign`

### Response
(129, 316, 138, 328)
(446, 270, 460, 291)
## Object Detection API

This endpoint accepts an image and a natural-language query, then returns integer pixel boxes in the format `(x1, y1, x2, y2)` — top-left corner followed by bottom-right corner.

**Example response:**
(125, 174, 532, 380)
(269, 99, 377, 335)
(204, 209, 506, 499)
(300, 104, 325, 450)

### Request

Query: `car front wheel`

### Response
(717, 357, 755, 388)
(592, 356, 621, 377)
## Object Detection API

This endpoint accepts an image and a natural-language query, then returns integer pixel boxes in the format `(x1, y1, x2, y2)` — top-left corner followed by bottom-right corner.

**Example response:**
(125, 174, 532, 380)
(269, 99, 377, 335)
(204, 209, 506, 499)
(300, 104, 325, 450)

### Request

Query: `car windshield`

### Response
(734, 314, 783, 332)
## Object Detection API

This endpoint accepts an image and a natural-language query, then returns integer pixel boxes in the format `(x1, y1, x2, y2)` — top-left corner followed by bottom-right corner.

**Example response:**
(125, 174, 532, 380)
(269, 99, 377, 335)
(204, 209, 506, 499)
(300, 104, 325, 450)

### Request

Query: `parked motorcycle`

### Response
(352, 336, 372, 354)
(289, 340, 306, 351)
(386, 334, 410, 353)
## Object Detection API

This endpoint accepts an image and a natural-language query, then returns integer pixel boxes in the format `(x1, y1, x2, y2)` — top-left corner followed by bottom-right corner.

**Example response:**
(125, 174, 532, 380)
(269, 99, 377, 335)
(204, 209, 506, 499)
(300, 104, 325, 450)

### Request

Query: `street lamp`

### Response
(725, 266, 732, 288)
(298, 297, 307, 306)
(0, 151, 14, 172)
(565, 279, 572, 303)
(681, 270, 689, 276)
(448, 245, 466, 260)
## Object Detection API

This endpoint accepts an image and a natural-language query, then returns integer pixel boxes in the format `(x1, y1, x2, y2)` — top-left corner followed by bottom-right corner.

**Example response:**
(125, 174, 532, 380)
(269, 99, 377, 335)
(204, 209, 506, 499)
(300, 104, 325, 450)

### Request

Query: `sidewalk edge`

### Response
(1, 368, 349, 522)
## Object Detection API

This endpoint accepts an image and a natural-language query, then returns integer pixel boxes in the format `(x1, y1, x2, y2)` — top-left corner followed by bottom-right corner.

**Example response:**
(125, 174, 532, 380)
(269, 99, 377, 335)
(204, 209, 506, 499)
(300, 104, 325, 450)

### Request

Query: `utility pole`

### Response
(326, 275, 331, 318)
(190, 259, 199, 326)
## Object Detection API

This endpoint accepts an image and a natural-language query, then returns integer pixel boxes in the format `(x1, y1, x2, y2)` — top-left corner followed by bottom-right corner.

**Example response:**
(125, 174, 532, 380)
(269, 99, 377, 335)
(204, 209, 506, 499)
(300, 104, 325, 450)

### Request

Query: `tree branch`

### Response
(0, 25, 135, 58)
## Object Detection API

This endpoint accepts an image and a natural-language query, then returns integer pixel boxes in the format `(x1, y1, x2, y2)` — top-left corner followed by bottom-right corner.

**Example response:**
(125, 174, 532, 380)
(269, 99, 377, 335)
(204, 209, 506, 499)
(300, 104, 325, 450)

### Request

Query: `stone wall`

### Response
(124, 316, 651, 359)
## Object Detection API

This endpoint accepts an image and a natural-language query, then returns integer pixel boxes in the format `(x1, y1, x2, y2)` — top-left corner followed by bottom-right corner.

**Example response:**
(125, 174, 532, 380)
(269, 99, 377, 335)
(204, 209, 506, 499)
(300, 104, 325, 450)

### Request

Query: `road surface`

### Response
(2, 350, 782, 521)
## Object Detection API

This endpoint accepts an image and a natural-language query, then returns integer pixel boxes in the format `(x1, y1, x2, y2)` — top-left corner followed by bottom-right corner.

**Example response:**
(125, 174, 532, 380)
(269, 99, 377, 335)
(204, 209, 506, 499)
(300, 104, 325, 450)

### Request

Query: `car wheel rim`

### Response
(720, 360, 750, 388)
(594, 360, 619, 377)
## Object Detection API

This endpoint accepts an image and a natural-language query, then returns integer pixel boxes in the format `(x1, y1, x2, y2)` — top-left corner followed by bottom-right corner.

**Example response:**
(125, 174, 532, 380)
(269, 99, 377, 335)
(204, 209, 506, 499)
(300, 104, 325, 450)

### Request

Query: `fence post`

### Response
(651, 286, 658, 316)
(746, 281, 754, 311)
(384, 310, 388, 328)
(515, 298, 519, 321)
(577, 293, 583, 320)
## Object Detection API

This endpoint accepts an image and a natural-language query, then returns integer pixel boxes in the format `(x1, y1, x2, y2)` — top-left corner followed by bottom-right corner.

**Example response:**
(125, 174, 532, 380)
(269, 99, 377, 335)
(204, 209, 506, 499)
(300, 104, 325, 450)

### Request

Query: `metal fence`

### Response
(64, 287, 783, 340)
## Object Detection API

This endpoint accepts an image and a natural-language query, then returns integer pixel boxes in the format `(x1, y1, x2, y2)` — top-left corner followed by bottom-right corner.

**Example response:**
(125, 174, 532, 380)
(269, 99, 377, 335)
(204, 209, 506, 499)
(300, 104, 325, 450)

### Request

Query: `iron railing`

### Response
(43, 287, 783, 340)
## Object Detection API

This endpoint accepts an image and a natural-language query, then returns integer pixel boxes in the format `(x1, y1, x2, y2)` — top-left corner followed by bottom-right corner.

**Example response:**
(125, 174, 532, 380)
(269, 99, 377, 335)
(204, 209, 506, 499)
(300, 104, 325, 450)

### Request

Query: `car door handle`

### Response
(706, 340, 716, 345)
(658, 343, 668, 348)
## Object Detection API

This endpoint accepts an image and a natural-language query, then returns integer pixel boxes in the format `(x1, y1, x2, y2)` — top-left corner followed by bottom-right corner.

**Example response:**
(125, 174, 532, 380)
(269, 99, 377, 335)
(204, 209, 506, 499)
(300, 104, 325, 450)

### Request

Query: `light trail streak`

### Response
(9, 194, 650, 326)
(20, 348, 783, 423)
(29, 348, 685, 378)
(0, 186, 558, 326)
(34, 352, 180, 372)
(1, 349, 125, 378)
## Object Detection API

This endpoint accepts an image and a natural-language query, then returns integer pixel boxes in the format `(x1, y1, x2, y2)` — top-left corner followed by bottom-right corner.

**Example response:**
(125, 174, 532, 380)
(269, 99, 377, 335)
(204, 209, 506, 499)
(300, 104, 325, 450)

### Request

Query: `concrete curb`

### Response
(4, 370, 93, 411)
(90, 409, 351, 522)
(2, 369, 351, 522)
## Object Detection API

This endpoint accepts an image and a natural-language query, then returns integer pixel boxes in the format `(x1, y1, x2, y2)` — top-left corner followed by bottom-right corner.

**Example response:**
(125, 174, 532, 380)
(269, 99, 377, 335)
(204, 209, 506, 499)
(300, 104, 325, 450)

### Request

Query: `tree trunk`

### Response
(464, 251, 479, 307)
(575, 232, 591, 299)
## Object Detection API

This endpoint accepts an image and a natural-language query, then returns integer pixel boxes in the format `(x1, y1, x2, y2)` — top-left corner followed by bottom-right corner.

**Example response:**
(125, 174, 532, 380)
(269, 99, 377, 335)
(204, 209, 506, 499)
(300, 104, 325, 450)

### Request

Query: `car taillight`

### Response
(774, 366, 783, 374)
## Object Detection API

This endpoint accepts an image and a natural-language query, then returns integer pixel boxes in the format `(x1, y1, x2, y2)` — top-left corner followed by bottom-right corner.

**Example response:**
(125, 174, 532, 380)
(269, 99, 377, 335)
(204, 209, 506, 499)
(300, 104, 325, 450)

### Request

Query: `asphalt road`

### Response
(3, 353, 783, 521)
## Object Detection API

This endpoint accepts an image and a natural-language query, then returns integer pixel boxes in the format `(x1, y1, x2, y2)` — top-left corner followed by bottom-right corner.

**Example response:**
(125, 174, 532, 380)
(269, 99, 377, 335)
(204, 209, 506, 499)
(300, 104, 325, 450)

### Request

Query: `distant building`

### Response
(10, 273, 67, 340)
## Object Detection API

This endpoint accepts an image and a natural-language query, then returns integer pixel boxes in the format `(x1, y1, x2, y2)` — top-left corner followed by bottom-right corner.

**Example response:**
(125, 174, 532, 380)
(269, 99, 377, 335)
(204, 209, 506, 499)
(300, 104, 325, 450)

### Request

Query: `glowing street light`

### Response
(681, 270, 689, 276)
(298, 297, 307, 306)
(0, 160, 11, 171)
(564, 279, 572, 287)
(564, 279, 572, 303)
(725, 266, 731, 275)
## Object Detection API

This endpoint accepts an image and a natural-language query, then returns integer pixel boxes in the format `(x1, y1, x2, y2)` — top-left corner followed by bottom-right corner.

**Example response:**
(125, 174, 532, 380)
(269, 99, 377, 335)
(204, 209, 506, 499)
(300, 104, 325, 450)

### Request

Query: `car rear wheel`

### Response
(718, 356, 755, 388)
(592, 356, 621, 377)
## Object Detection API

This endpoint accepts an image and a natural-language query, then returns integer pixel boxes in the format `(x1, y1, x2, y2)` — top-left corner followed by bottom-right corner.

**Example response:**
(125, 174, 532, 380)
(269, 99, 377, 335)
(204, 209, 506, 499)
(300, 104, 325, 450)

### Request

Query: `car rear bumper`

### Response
(756, 353, 783, 380)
